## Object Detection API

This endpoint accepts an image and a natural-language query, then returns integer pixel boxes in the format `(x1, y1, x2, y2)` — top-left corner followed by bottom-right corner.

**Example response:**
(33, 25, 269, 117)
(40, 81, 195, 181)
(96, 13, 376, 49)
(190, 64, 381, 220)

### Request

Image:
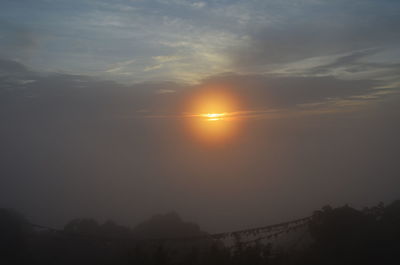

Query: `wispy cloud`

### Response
(0, 0, 399, 85)
(104, 59, 136, 73)
(2, 59, 394, 121)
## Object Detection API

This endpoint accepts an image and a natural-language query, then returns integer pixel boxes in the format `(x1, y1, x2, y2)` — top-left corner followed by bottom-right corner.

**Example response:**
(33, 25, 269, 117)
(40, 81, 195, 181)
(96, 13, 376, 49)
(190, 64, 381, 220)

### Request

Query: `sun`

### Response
(202, 113, 226, 121)
(185, 86, 241, 143)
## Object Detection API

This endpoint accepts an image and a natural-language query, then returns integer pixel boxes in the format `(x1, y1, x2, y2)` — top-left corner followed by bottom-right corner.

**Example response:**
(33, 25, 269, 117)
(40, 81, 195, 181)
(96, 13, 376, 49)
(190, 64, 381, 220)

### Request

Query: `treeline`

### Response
(1, 201, 400, 265)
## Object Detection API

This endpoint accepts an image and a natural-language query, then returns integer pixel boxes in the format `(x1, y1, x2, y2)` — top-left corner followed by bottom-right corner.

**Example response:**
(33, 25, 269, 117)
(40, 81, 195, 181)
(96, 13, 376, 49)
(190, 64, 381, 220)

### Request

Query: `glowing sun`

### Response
(185, 86, 241, 143)
(202, 113, 226, 121)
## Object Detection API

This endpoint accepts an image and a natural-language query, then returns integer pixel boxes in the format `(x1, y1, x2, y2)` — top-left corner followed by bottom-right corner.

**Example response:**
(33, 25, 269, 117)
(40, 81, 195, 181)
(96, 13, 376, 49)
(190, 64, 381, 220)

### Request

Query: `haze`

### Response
(0, 0, 399, 233)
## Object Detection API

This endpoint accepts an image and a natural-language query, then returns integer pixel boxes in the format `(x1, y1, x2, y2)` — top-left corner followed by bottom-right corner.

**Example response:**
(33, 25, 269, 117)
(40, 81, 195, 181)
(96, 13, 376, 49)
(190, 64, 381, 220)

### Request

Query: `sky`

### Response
(0, 0, 400, 232)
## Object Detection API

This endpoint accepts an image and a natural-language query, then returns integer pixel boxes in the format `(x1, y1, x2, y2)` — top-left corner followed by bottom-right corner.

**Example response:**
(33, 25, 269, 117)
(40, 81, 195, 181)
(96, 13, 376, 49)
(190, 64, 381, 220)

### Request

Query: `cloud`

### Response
(1, 0, 399, 85)
(265, 52, 400, 95)
(0, 20, 39, 60)
(307, 49, 382, 74)
(0, 59, 392, 120)
(192, 2, 206, 9)
(0, 58, 29, 75)
(229, 1, 400, 72)
(104, 59, 136, 73)
(193, 74, 384, 112)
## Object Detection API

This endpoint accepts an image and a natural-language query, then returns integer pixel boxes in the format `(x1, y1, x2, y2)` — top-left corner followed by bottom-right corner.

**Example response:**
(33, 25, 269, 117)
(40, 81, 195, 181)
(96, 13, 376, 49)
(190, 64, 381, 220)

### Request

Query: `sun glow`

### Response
(185, 86, 241, 143)
(202, 113, 226, 121)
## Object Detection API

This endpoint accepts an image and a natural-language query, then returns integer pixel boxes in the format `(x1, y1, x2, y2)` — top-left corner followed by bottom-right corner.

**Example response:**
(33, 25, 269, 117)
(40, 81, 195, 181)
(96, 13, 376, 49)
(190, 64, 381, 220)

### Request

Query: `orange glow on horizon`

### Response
(185, 86, 241, 143)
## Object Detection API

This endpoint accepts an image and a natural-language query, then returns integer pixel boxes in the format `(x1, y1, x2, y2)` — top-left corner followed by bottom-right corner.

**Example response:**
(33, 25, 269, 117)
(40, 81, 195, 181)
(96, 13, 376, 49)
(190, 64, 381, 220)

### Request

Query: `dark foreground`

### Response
(1, 200, 400, 265)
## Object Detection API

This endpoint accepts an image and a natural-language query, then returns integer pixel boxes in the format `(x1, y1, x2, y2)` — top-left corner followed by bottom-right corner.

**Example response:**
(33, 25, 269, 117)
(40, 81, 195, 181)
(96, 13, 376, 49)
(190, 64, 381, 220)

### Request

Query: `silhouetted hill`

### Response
(132, 212, 207, 239)
(1, 200, 400, 265)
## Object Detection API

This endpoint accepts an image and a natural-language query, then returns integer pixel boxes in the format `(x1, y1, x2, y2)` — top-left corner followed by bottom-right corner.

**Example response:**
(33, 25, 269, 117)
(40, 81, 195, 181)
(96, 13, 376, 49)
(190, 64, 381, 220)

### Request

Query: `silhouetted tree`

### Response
(153, 244, 170, 265)
(0, 209, 30, 264)
(2, 200, 400, 265)
(304, 202, 400, 265)
(64, 218, 100, 235)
